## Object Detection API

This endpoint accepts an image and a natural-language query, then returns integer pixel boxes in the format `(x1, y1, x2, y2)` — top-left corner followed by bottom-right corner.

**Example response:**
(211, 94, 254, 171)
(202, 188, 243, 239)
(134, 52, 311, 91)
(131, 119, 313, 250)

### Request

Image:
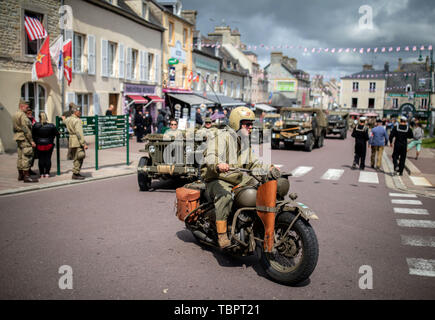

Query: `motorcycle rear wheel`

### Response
(259, 212, 319, 285)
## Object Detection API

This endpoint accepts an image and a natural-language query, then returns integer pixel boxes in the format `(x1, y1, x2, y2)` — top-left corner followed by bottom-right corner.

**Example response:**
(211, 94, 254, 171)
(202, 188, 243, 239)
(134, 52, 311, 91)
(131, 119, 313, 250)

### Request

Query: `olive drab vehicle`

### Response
(271, 107, 328, 151)
(326, 111, 349, 139)
(137, 131, 206, 191)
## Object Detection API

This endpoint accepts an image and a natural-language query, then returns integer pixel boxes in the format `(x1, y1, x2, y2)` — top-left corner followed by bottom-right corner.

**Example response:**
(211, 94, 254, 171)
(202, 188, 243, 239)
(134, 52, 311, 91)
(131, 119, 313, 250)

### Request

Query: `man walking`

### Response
(351, 117, 369, 170)
(369, 119, 389, 172)
(12, 99, 38, 183)
(389, 116, 413, 176)
(64, 104, 87, 180)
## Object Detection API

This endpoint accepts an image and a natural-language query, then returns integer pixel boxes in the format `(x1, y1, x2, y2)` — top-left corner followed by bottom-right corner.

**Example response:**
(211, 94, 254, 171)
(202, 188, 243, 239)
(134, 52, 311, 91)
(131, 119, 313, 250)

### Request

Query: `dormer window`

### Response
(406, 84, 412, 93)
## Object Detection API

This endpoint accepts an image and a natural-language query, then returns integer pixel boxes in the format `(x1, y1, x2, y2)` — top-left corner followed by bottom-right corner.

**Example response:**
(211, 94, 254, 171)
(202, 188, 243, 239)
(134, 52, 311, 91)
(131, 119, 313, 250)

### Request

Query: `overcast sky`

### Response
(181, 0, 435, 80)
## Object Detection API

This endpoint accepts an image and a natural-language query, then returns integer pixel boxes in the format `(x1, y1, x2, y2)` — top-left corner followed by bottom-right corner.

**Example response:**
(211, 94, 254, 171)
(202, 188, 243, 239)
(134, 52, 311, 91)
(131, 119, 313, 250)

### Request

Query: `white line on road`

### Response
(401, 235, 435, 247)
(409, 176, 432, 187)
(389, 193, 417, 198)
(391, 199, 423, 205)
(394, 208, 429, 215)
(407, 258, 435, 277)
(291, 166, 313, 177)
(321, 169, 344, 181)
(396, 219, 435, 228)
(358, 172, 379, 184)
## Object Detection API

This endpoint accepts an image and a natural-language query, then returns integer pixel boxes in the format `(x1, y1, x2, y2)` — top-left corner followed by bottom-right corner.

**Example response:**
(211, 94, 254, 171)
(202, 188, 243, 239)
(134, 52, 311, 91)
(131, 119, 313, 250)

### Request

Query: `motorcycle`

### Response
(176, 168, 319, 285)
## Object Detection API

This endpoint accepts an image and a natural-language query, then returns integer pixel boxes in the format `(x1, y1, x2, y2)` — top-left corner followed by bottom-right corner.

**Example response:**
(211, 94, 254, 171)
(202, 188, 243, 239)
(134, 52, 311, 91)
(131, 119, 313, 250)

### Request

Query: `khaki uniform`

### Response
(65, 114, 86, 174)
(201, 127, 269, 221)
(12, 110, 34, 170)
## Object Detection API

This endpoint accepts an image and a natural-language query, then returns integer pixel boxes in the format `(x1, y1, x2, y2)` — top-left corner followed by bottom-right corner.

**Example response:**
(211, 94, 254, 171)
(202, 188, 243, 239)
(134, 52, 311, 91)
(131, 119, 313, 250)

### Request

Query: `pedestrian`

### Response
(389, 116, 413, 176)
(26, 108, 38, 175)
(143, 110, 153, 135)
(157, 110, 166, 133)
(351, 117, 369, 170)
(26, 108, 37, 125)
(407, 122, 424, 160)
(134, 109, 145, 142)
(12, 99, 38, 183)
(195, 107, 203, 127)
(64, 104, 88, 180)
(106, 104, 115, 116)
(32, 112, 59, 178)
(369, 119, 389, 172)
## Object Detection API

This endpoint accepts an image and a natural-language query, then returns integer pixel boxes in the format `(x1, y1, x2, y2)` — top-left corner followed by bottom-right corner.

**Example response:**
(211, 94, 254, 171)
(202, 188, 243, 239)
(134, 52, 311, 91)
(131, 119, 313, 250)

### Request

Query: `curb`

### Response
(0, 171, 136, 196)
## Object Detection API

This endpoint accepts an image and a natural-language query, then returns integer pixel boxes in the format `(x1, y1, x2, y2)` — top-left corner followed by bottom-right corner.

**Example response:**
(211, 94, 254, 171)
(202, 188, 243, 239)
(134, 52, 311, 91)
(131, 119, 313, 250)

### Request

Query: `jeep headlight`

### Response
(149, 145, 156, 153)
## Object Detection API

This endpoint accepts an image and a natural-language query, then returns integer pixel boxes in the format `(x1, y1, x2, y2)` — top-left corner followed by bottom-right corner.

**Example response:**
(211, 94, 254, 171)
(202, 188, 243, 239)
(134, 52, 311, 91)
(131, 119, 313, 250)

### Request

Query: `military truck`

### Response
(251, 113, 282, 144)
(271, 107, 328, 152)
(137, 131, 206, 191)
(326, 111, 349, 139)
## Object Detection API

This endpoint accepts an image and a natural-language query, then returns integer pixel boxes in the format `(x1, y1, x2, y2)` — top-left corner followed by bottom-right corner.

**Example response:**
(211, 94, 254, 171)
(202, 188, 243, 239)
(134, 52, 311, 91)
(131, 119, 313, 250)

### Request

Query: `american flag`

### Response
(24, 16, 48, 41)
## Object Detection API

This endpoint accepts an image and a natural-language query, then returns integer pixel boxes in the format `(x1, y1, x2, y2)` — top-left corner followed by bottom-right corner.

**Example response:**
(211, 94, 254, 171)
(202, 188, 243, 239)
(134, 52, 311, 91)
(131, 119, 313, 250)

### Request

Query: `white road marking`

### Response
(358, 172, 379, 184)
(394, 208, 429, 215)
(320, 169, 344, 181)
(389, 193, 417, 198)
(291, 166, 313, 177)
(409, 176, 432, 187)
(391, 199, 423, 205)
(401, 235, 435, 247)
(396, 219, 435, 228)
(407, 258, 435, 277)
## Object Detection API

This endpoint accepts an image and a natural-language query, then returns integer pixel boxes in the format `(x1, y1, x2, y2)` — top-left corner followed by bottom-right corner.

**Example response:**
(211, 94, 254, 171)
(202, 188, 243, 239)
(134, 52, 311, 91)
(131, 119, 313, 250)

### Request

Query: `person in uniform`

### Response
(64, 104, 88, 180)
(201, 106, 279, 248)
(12, 99, 39, 183)
(389, 116, 413, 176)
(351, 117, 369, 170)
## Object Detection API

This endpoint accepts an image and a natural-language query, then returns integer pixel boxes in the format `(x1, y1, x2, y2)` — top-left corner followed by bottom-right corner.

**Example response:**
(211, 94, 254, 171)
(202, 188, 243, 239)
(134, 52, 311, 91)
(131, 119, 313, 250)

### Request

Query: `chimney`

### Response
(271, 52, 283, 66)
(288, 58, 297, 69)
(230, 28, 241, 47)
(398, 58, 402, 71)
(181, 10, 197, 28)
(208, 26, 232, 45)
(426, 56, 430, 71)
(362, 64, 374, 71)
(384, 62, 389, 72)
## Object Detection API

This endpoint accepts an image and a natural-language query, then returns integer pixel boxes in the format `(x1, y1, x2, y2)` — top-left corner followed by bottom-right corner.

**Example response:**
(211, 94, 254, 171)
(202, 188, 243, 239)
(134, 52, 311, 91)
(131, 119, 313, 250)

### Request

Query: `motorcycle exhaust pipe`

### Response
(193, 230, 214, 244)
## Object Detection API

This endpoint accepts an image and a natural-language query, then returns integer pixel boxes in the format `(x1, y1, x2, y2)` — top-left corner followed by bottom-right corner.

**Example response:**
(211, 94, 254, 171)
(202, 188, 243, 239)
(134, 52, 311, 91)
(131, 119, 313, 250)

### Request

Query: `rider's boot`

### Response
(216, 220, 231, 248)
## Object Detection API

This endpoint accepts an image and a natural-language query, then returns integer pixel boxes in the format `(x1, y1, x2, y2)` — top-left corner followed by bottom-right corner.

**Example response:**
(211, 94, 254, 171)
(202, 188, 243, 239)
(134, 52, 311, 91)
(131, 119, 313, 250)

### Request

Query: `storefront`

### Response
(383, 103, 429, 120)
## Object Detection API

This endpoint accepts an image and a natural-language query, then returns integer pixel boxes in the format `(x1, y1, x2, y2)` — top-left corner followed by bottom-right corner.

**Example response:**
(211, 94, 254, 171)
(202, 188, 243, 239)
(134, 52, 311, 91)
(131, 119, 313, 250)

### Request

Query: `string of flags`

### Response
(345, 72, 423, 79)
(192, 42, 433, 54)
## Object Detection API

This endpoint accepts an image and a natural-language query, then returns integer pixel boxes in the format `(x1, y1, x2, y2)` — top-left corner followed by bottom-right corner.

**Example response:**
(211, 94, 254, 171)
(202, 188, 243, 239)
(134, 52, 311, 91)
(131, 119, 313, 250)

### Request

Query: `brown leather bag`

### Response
(176, 187, 201, 221)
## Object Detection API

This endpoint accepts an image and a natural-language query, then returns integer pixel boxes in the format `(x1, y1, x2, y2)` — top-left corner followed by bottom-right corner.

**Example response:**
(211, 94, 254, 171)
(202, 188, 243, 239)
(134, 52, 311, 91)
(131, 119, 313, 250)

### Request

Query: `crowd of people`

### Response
(351, 115, 426, 176)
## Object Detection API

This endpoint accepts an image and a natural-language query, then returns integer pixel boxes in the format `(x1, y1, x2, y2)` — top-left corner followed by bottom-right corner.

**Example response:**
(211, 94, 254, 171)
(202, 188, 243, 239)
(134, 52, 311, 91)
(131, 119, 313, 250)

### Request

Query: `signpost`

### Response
(56, 115, 129, 175)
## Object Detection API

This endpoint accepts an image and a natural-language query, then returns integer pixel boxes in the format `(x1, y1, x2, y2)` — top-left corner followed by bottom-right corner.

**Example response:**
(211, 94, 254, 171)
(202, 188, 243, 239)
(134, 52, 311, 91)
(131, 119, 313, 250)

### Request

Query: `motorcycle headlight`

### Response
(149, 145, 156, 153)
(186, 145, 193, 153)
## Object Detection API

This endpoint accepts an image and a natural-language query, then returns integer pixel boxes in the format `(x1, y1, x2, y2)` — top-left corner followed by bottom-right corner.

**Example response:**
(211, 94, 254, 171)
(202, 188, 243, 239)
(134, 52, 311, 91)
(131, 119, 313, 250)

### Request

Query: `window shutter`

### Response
(66, 92, 76, 106)
(126, 48, 132, 80)
(119, 43, 125, 79)
(101, 39, 108, 77)
(87, 35, 96, 75)
(143, 51, 149, 81)
(155, 54, 160, 83)
(139, 50, 144, 81)
(93, 93, 100, 115)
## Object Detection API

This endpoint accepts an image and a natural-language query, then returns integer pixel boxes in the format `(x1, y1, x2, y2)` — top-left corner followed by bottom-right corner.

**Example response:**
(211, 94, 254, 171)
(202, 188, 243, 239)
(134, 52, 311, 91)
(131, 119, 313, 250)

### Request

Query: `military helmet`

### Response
(229, 106, 255, 131)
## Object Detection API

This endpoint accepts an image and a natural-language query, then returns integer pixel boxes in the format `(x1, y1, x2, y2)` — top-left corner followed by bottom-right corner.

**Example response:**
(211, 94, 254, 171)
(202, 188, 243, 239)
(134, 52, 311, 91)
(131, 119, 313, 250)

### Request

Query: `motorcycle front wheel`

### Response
(259, 211, 319, 285)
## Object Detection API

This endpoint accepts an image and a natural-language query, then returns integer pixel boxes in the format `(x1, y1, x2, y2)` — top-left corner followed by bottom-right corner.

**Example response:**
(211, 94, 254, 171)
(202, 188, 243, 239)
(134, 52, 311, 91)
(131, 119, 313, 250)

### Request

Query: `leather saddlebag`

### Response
(176, 187, 201, 221)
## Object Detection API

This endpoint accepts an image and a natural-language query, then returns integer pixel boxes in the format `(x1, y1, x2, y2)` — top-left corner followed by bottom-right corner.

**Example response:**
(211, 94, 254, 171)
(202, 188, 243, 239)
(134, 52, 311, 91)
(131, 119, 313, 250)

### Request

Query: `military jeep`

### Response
(271, 107, 328, 152)
(326, 111, 349, 139)
(137, 131, 206, 191)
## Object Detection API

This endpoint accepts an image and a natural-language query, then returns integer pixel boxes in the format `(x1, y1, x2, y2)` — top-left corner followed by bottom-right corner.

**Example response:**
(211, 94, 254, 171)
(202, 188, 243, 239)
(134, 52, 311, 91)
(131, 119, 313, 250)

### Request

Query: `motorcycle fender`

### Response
(281, 202, 319, 221)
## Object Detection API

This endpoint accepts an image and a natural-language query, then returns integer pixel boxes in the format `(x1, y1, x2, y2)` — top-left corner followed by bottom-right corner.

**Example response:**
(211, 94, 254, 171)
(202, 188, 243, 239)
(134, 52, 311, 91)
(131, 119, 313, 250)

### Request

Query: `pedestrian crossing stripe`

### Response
(396, 219, 435, 228)
(389, 193, 417, 198)
(321, 169, 344, 181)
(406, 258, 435, 277)
(393, 208, 429, 215)
(391, 199, 423, 205)
(409, 176, 432, 187)
(291, 166, 313, 177)
(401, 235, 435, 247)
(358, 172, 379, 184)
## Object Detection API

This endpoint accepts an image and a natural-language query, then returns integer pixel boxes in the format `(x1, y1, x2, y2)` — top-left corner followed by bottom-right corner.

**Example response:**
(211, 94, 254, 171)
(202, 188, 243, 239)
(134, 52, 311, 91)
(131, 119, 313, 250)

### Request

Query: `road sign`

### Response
(168, 58, 179, 65)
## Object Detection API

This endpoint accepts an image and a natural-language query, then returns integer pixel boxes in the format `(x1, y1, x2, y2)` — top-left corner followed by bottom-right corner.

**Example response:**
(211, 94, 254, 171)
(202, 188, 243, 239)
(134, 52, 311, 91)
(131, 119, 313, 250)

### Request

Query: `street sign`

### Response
(57, 116, 96, 138)
(168, 58, 179, 65)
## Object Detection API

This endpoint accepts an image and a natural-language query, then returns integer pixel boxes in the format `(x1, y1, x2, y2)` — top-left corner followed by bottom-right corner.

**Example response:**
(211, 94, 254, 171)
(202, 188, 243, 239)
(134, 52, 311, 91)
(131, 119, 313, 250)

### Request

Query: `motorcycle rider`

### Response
(200, 106, 279, 248)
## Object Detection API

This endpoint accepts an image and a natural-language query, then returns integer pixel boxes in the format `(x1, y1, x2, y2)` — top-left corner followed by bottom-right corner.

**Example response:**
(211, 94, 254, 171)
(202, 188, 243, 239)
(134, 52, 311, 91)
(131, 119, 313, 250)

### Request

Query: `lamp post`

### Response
(428, 48, 434, 137)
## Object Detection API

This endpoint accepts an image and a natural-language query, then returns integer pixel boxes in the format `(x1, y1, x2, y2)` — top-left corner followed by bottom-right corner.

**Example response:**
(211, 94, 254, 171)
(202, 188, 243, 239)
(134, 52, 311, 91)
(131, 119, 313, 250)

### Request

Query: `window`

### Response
(183, 28, 188, 48)
(131, 49, 138, 79)
(148, 52, 154, 80)
(224, 80, 227, 95)
(227, 61, 232, 70)
(214, 75, 218, 92)
(392, 98, 399, 109)
(196, 72, 201, 91)
(142, 1, 148, 19)
(352, 82, 359, 92)
(205, 73, 210, 91)
(419, 79, 426, 88)
(368, 98, 375, 109)
(24, 10, 44, 55)
(73, 33, 84, 73)
(21, 83, 46, 119)
(168, 21, 175, 45)
(236, 83, 240, 98)
(230, 81, 234, 97)
(421, 98, 428, 110)
(352, 98, 358, 108)
(108, 42, 117, 77)
(406, 84, 412, 93)
(76, 93, 90, 116)
(369, 82, 376, 92)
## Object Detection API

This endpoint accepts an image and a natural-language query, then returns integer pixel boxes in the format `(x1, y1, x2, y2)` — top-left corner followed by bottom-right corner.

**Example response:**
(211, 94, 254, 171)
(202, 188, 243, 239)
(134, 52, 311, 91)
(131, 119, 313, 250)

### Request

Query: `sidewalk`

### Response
(0, 138, 147, 196)
(382, 144, 435, 198)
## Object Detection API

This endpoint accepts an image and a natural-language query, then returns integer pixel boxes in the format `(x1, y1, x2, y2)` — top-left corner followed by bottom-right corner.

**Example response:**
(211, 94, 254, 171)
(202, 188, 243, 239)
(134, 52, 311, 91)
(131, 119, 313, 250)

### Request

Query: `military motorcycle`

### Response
(176, 168, 319, 285)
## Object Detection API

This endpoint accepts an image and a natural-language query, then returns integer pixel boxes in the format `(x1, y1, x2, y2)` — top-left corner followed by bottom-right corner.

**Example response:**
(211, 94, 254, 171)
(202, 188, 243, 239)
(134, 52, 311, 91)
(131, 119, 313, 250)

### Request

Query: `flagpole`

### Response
(61, 0, 65, 114)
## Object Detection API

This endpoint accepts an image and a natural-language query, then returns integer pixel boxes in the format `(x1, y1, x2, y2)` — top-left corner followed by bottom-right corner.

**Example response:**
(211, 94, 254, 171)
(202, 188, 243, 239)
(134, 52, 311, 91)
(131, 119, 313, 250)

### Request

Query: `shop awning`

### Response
(254, 104, 276, 112)
(127, 95, 148, 104)
(167, 93, 215, 106)
(200, 93, 246, 107)
(146, 95, 165, 103)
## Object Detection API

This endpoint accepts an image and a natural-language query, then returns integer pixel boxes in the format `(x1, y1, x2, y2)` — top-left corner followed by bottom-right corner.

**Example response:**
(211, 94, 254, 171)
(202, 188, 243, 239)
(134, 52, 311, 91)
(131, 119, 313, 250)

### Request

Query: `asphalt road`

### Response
(0, 136, 434, 299)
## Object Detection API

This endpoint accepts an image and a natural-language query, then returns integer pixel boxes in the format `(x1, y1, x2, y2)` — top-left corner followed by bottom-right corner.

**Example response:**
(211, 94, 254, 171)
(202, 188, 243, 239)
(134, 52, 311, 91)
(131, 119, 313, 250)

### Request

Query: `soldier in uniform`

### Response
(12, 99, 38, 182)
(389, 116, 413, 176)
(351, 117, 369, 170)
(64, 104, 88, 180)
(201, 106, 279, 248)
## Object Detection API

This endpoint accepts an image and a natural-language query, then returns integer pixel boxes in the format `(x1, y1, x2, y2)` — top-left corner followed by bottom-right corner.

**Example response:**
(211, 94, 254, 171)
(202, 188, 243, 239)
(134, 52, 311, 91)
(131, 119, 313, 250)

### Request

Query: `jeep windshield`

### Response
(328, 115, 343, 122)
(282, 112, 312, 123)
(264, 117, 280, 125)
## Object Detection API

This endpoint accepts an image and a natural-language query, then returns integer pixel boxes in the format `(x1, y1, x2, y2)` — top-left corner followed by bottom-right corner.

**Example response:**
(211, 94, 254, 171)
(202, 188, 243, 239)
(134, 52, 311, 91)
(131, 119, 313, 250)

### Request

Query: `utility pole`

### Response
(429, 48, 434, 137)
